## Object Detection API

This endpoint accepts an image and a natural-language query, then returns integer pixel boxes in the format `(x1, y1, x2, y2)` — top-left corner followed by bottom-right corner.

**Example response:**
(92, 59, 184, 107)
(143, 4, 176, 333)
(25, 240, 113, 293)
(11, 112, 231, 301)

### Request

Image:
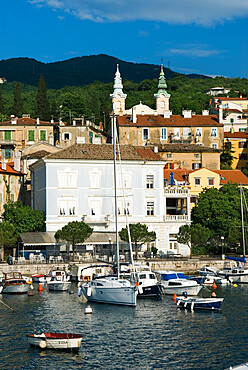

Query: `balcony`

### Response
(164, 187, 190, 195)
(163, 215, 189, 221)
(82, 215, 110, 226)
(168, 134, 193, 144)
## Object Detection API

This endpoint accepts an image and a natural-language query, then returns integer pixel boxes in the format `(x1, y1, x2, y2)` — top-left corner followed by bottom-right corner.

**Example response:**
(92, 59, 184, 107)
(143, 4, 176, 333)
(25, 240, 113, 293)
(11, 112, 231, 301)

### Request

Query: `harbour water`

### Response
(1, 283, 248, 369)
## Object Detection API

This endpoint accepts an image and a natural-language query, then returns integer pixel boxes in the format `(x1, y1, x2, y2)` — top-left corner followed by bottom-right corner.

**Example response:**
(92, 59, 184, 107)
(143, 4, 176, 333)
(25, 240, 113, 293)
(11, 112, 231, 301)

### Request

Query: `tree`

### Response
(0, 221, 19, 258)
(55, 221, 93, 258)
(220, 140, 236, 169)
(0, 87, 4, 114)
(12, 82, 23, 116)
(36, 75, 50, 120)
(119, 223, 156, 260)
(177, 224, 212, 257)
(3, 201, 44, 233)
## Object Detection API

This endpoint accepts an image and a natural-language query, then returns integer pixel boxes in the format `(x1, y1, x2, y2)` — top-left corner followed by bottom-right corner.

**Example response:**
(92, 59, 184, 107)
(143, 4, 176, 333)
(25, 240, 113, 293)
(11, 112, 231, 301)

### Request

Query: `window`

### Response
(211, 143, 218, 149)
(166, 153, 172, 158)
(194, 178, 201, 185)
(239, 128, 246, 132)
(146, 175, 154, 189)
(117, 173, 131, 188)
(192, 163, 201, 169)
(239, 142, 247, 148)
(174, 128, 180, 139)
(147, 201, 154, 216)
(230, 118, 234, 124)
(117, 199, 132, 216)
(4, 131, 11, 141)
(58, 198, 77, 216)
(194, 154, 200, 158)
(62, 132, 71, 141)
(89, 132, 93, 143)
(161, 128, 167, 140)
(142, 128, 149, 141)
(240, 153, 247, 160)
(208, 178, 215, 186)
(190, 196, 197, 203)
(211, 128, 217, 137)
(39, 130, 47, 141)
(90, 200, 101, 216)
(58, 171, 77, 188)
(28, 130, 35, 142)
(183, 128, 189, 137)
(196, 128, 202, 137)
(90, 172, 100, 188)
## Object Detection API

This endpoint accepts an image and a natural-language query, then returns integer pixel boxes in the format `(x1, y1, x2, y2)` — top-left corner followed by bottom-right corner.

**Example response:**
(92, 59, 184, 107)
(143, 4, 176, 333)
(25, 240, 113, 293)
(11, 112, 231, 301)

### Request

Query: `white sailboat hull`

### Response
(218, 270, 248, 283)
(81, 285, 137, 306)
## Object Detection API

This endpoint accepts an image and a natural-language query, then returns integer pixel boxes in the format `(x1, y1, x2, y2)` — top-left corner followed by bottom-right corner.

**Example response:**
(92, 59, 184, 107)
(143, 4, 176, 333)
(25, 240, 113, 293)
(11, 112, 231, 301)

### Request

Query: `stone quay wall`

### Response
(0, 258, 225, 277)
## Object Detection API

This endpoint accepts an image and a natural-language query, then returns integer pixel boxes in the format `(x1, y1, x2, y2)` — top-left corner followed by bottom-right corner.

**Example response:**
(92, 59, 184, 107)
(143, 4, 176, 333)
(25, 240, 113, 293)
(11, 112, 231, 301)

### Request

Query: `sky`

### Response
(1, 0, 248, 79)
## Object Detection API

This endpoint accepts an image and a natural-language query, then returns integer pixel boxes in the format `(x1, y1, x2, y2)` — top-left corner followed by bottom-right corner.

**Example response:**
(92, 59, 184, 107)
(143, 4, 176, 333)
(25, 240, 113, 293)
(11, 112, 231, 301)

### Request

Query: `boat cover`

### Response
(225, 255, 246, 264)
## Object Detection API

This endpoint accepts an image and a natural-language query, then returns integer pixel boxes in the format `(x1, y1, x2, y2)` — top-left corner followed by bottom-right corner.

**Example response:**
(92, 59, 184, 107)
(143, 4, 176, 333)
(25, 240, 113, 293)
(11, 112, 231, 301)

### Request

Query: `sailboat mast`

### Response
(113, 111, 120, 279)
(240, 186, 246, 256)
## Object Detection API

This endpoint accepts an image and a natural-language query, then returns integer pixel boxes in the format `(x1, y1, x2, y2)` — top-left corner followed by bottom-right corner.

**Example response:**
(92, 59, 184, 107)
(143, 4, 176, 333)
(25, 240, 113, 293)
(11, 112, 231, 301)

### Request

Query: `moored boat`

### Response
(27, 333, 83, 352)
(176, 296, 224, 311)
(1, 272, 31, 294)
(47, 269, 71, 291)
(136, 268, 163, 298)
(155, 271, 202, 296)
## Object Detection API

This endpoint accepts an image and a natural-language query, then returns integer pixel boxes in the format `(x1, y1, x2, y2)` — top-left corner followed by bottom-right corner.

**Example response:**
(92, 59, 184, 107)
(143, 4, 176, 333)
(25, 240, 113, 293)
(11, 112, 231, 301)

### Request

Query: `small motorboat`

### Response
(136, 269, 163, 298)
(0, 272, 32, 294)
(175, 295, 224, 311)
(155, 271, 202, 296)
(31, 274, 52, 283)
(27, 333, 83, 352)
(47, 269, 71, 291)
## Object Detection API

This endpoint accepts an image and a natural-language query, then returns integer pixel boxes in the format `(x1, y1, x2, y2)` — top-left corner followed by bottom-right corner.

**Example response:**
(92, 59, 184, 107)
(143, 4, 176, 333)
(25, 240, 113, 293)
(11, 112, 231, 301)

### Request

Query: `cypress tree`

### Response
(36, 75, 50, 121)
(0, 87, 4, 114)
(12, 82, 23, 117)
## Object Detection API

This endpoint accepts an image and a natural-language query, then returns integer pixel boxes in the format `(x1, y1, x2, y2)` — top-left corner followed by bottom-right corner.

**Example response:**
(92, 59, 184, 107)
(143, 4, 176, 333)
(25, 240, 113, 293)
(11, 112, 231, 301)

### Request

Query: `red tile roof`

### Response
(214, 170, 248, 185)
(117, 114, 223, 127)
(0, 162, 25, 175)
(224, 132, 248, 138)
(0, 117, 56, 126)
(216, 97, 248, 101)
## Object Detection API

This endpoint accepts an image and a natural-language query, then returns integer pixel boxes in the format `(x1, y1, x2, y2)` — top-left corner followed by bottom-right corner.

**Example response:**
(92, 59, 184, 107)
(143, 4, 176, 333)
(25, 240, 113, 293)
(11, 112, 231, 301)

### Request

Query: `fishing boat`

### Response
(175, 295, 224, 311)
(27, 333, 83, 352)
(135, 266, 163, 298)
(78, 94, 137, 306)
(155, 271, 202, 296)
(0, 272, 32, 294)
(217, 186, 248, 284)
(47, 269, 71, 291)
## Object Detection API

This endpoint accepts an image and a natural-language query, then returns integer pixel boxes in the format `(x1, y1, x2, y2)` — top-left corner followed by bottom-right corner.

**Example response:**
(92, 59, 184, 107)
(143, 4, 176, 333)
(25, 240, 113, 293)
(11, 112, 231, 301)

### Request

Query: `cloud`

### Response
(168, 44, 225, 57)
(57, 15, 65, 20)
(28, 0, 248, 25)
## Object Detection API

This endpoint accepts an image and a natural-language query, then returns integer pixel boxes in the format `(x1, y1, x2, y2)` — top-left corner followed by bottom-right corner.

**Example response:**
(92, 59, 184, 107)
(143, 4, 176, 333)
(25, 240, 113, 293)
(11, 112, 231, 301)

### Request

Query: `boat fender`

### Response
(138, 285, 143, 295)
(184, 302, 187, 308)
(39, 340, 47, 349)
(87, 287, 92, 297)
(191, 302, 194, 311)
(78, 287, 82, 297)
(177, 300, 181, 306)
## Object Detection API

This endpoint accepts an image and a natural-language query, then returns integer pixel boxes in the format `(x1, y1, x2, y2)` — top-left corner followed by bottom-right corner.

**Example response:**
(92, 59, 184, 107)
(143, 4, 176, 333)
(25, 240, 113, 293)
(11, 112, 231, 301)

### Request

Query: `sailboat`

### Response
(217, 186, 248, 283)
(78, 107, 137, 306)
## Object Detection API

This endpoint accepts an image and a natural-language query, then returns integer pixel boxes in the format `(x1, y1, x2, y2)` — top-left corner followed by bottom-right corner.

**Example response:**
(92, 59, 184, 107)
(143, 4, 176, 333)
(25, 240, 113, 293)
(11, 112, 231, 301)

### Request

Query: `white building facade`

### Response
(30, 143, 191, 256)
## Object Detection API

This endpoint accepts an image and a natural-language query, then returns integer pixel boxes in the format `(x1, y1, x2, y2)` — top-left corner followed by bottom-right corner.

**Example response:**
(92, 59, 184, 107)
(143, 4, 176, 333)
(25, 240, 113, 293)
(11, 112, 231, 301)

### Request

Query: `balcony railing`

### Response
(164, 187, 190, 195)
(82, 215, 110, 225)
(164, 215, 188, 221)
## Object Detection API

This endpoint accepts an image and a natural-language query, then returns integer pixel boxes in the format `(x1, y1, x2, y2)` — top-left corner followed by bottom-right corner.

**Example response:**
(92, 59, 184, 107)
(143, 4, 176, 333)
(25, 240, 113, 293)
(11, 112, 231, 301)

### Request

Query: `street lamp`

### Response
(108, 237, 112, 262)
(221, 236, 224, 259)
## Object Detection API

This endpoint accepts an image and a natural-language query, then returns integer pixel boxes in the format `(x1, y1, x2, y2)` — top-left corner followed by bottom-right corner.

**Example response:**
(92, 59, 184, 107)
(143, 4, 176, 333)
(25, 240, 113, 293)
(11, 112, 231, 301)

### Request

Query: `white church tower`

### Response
(110, 64, 127, 115)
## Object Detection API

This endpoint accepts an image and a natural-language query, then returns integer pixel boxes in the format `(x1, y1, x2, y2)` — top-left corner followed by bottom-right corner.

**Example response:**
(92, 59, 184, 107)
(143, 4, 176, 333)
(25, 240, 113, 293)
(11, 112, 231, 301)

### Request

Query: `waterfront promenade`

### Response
(0, 257, 225, 276)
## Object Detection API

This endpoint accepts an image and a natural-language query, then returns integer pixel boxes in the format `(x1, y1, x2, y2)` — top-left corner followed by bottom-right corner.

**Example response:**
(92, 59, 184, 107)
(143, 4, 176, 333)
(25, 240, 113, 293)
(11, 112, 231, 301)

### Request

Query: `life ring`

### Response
(39, 340, 47, 348)
(83, 275, 90, 282)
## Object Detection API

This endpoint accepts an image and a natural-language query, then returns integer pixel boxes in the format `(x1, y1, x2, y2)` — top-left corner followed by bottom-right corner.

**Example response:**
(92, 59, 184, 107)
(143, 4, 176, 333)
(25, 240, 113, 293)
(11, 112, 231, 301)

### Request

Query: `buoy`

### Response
(28, 292, 34, 296)
(211, 292, 216, 298)
(212, 282, 217, 289)
(85, 307, 93, 314)
(38, 284, 43, 292)
(69, 290, 74, 294)
(233, 283, 238, 287)
(39, 340, 47, 349)
(172, 293, 177, 301)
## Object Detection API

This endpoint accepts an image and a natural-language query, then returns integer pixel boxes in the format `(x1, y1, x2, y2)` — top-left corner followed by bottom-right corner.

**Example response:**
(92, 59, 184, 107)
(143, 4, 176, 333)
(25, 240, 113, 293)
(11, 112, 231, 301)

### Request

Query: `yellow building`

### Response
(224, 132, 248, 170)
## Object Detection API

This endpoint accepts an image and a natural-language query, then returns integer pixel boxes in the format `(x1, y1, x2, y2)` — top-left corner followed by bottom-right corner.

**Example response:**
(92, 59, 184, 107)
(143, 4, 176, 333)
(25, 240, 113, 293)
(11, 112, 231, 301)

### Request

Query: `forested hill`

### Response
(0, 54, 208, 89)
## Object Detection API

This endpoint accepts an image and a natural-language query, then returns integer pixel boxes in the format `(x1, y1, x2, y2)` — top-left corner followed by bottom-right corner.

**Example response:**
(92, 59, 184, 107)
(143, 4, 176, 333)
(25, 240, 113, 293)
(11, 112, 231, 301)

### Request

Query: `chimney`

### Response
(202, 110, 209, 116)
(49, 132, 54, 145)
(218, 107, 223, 124)
(14, 151, 21, 172)
(99, 122, 103, 130)
(51, 118, 54, 124)
(182, 110, 192, 118)
(37, 117, 40, 125)
(132, 107, 137, 124)
(240, 94, 243, 98)
(11, 115, 17, 124)
(153, 146, 158, 153)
